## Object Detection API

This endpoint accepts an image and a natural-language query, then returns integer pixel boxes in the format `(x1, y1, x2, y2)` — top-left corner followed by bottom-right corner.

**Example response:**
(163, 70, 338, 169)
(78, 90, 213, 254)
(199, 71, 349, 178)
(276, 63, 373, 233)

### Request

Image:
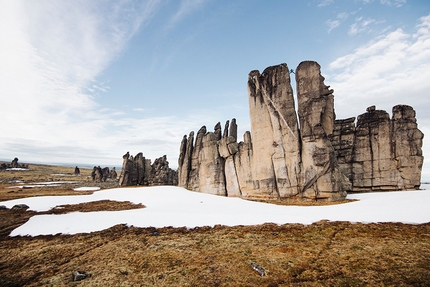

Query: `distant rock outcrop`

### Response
(0, 158, 29, 170)
(178, 61, 424, 201)
(118, 152, 177, 186)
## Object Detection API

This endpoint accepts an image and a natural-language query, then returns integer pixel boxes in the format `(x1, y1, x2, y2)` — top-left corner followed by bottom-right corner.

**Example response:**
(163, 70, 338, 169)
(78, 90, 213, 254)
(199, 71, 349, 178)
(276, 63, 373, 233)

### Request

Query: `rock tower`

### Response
(177, 61, 424, 201)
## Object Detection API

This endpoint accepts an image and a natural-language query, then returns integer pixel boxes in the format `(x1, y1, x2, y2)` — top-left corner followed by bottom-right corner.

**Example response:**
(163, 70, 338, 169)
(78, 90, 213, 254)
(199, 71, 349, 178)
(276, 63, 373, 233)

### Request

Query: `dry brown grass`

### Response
(0, 163, 117, 201)
(0, 220, 429, 286)
(0, 163, 429, 286)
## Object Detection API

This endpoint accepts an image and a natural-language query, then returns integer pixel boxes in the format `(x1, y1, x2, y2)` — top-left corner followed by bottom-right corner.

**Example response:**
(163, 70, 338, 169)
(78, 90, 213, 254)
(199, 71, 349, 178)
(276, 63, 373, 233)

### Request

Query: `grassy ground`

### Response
(0, 163, 429, 286)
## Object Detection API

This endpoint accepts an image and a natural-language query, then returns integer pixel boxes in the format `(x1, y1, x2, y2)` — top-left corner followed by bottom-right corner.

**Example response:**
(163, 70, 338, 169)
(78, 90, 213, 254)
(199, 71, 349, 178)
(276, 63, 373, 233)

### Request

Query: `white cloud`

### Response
(348, 17, 378, 35)
(317, 0, 334, 7)
(326, 12, 349, 33)
(380, 0, 406, 7)
(326, 19, 341, 33)
(0, 0, 162, 165)
(165, 0, 207, 30)
(327, 13, 430, 179)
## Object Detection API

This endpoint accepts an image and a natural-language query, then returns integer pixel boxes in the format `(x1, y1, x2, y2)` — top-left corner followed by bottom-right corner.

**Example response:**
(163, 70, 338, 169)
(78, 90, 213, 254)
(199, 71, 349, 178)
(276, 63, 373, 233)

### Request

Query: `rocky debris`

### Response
(251, 262, 266, 277)
(178, 61, 424, 201)
(118, 152, 177, 187)
(0, 205, 7, 210)
(11, 204, 29, 210)
(74, 166, 80, 175)
(72, 271, 89, 282)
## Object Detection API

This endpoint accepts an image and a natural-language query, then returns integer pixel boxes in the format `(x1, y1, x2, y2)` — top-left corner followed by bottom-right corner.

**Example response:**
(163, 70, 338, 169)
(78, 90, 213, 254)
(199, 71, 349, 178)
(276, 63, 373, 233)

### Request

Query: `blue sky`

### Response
(1, 0, 430, 180)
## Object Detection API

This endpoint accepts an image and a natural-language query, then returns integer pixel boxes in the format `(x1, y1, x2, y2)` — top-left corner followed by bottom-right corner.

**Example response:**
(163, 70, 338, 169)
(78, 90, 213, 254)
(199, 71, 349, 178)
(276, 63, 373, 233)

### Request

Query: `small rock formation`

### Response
(91, 166, 103, 182)
(178, 61, 424, 201)
(150, 155, 178, 185)
(11, 158, 19, 168)
(118, 152, 177, 186)
(74, 166, 80, 175)
(109, 167, 117, 179)
(0, 158, 29, 170)
(101, 167, 110, 182)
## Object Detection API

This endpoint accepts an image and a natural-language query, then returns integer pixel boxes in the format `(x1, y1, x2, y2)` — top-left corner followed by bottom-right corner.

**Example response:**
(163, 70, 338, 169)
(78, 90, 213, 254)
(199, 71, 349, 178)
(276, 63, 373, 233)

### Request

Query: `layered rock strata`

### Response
(178, 61, 423, 200)
(119, 152, 177, 186)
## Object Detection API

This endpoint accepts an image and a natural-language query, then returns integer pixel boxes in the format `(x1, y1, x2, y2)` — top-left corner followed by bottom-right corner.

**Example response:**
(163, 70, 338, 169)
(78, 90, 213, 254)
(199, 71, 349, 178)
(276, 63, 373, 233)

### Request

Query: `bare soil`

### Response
(0, 163, 429, 286)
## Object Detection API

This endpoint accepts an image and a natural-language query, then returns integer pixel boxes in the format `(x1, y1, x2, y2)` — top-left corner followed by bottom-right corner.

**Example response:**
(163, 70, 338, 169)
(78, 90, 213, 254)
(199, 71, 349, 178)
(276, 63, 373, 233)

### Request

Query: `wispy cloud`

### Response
(165, 0, 207, 30)
(348, 16, 386, 35)
(380, 0, 406, 7)
(317, 0, 334, 7)
(326, 12, 350, 33)
(327, 13, 430, 178)
(0, 0, 162, 164)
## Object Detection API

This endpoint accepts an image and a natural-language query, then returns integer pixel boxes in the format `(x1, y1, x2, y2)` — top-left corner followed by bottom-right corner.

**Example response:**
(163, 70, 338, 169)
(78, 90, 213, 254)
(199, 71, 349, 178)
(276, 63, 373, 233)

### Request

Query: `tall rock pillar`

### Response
(247, 63, 301, 199)
(296, 61, 350, 200)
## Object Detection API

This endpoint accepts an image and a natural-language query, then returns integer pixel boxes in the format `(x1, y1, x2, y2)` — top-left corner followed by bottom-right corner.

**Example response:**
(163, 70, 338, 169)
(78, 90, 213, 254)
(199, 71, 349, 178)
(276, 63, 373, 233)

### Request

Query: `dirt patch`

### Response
(48, 200, 145, 214)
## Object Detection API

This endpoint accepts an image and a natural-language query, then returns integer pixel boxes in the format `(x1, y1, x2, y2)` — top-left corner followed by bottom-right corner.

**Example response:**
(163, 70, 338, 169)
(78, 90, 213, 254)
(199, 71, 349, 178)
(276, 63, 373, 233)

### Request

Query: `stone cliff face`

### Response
(119, 152, 177, 187)
(331, 105, 424, 191)
(178, 61, 424, 201)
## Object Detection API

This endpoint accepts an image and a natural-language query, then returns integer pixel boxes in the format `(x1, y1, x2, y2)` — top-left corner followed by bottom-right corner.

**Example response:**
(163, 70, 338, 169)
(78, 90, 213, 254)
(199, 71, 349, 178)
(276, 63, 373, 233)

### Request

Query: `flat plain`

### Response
(0, 163, 429, 286)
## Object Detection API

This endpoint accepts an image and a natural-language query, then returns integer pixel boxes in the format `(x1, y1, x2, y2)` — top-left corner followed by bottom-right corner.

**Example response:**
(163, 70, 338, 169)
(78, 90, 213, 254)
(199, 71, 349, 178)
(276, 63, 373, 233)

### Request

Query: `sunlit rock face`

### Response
(177, 61, 424, 201)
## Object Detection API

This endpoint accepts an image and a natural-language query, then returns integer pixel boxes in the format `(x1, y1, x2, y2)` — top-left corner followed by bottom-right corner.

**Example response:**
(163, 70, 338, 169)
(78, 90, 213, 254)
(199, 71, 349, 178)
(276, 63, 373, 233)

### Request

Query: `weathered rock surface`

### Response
(118, 152, 177, 187)
(331, 105, 424, 191)
(248, 64, 301, 199)
(178, 61, 424, 201)
(296, 61, 350, 200)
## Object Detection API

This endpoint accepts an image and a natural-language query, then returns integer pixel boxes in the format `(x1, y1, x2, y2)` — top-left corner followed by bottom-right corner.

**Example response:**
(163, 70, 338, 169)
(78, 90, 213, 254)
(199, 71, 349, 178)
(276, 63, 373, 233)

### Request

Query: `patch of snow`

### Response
(51, 174, 74, 176)
(33, 181, 78, 185)
(0, 185, 429, 237)
(5, 168, 29, 171)
(73, 187, 101, 191)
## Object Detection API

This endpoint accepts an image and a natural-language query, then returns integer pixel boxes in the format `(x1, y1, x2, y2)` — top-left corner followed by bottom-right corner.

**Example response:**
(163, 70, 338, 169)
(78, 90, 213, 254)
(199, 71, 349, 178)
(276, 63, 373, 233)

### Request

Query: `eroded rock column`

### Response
(296, 61, 350, 200)
(247, 63, 301, 199)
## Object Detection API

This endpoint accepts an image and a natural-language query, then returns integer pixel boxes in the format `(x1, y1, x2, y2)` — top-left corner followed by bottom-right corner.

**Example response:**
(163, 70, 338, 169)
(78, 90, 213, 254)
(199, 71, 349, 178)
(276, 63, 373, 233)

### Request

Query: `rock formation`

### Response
(109, 167, 117, 180)
(178, 61, 424, 201)
(331, 105, 424, 191)
(91, 166, 103, 182)
(118, 152, 177, 186)
(0, 158, 28, 170)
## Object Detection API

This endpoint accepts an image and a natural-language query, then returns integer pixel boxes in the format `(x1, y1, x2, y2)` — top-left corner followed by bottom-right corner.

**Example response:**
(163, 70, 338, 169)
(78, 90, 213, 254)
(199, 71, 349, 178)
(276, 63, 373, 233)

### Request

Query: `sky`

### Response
(1, 0, 430, 180)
